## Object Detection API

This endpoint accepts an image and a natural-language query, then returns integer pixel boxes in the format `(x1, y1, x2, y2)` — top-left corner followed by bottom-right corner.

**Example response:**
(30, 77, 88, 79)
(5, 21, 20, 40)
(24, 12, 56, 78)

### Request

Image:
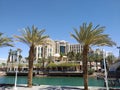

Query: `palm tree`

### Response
(0, 33, 13, 68)
(71, 22, 116, 90)
(7, 49, 12, 64)
(14, 25, 49, 87)
(94, 52, 103, 71)
(75, 53, 83, 71)
(59, 52, 64, 61)
(106, 54, 115, 68)
(67, 51, 75, 61)
(0, 32, 13, 47)
(88, 52, 94, 69)
(75, 52, 82, 61)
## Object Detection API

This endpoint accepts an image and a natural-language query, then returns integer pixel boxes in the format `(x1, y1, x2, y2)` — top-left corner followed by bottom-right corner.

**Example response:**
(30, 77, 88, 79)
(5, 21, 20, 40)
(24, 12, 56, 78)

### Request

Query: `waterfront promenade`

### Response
(0, 85, 105, 90)
(0, 85, 116, 90)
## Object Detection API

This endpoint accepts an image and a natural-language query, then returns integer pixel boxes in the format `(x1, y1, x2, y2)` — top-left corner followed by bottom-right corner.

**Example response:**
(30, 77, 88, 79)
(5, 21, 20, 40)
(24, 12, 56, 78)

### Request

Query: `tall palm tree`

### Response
(94, 52, 103, 71)
(0, 32, 13, 47)
(14, 25, 49, 87)
(0, 33, 13, 67)
(71, 22, 116, 90)
(60, 52, 64, 61)
(7, 49, 12, 64)
(106, 54, 115, 68)
(88, 52, 94, 69)
(67, 51, 75, 61)
(75, 52, 82, 61)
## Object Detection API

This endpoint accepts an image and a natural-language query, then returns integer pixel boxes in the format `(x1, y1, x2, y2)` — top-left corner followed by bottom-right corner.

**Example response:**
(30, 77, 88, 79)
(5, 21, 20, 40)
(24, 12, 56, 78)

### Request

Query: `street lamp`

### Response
(14, 67, 18, 90)
(102, 50, 109, 90)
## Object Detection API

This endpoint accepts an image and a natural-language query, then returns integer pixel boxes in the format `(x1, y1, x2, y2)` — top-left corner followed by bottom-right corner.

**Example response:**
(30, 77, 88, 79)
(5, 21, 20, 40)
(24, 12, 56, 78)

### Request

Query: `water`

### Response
(0, 76, 104, 87)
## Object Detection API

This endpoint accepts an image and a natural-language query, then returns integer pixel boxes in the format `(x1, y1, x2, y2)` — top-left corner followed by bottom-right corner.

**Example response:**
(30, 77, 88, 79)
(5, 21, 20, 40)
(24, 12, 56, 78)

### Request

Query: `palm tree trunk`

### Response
(82, 45, 89, 90)
(28, 45, 34, 87)
(12, 53, 14, 71)
(90, 61, 92, 69)
(42, 58, 45, 71)
(96, 61, 98, 71)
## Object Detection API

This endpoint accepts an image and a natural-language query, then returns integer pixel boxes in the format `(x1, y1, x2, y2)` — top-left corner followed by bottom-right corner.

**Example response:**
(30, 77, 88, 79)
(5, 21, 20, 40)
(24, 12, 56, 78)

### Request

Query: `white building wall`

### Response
(35, 38, 55, 60)
(35, 45, 43, 60)
(35, 39, 83, 60)
(69, 44, 82, 54)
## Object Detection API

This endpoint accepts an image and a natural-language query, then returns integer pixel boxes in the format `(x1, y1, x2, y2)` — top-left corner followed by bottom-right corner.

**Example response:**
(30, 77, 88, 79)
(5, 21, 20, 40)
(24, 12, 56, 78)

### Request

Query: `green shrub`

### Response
(58, 62, 79, 67)
(47, 63, 57, 68)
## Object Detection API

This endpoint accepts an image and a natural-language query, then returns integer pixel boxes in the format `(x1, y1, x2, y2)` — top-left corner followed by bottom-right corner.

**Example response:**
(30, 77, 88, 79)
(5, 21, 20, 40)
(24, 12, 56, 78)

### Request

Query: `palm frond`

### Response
(14, 25, 49, 47)
(0, 33, 13, 47)
(71, 22, 116, 47)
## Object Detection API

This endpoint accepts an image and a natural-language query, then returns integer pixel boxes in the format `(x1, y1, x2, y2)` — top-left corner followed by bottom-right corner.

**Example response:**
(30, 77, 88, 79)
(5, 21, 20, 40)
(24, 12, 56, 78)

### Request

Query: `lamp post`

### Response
(117, 46, 120, 59)
(103, 49, 109, 90)
(14, 67, 18, 90)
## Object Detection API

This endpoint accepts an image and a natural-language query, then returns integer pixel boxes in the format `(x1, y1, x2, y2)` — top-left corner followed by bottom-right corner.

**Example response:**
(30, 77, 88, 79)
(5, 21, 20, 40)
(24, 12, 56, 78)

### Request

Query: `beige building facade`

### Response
(35, 38, 83, 61)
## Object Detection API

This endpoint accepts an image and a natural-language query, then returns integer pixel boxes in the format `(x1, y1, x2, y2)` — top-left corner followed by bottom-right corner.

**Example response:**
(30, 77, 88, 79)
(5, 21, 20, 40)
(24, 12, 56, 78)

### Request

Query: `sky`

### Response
(0, 0, 120, 59)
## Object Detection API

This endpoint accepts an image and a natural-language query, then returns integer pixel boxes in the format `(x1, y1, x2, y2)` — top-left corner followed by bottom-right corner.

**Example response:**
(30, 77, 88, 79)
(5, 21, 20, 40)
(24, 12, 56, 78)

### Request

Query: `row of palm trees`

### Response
(10, 49, 115, 73)
(0, 22, 116, 90)
(67, 50, 116, 70)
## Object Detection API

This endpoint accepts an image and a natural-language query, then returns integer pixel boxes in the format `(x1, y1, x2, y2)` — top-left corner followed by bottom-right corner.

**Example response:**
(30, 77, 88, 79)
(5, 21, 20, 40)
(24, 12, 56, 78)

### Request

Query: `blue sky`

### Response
(0, 0, 120, 59)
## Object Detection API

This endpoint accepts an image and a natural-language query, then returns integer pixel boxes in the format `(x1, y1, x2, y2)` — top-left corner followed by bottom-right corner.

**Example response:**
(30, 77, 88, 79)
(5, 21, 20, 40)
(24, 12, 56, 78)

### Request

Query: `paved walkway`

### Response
(1, 84, 119, 90)
(0, 85, 108, 90)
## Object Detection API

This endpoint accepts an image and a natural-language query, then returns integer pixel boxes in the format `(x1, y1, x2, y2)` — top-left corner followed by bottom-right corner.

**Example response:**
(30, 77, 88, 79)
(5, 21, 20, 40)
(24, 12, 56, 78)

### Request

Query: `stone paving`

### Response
(0, 85, 108, 90)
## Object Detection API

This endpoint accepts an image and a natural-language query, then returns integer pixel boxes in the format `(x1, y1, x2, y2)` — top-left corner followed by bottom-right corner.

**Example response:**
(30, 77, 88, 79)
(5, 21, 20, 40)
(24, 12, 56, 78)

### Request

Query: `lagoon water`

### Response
(0, 76, 104, 87)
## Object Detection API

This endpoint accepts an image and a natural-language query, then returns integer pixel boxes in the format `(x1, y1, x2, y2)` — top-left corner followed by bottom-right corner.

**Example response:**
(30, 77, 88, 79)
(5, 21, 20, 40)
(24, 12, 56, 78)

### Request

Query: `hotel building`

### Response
(69, 44, 83, 54)
(35, 38, 55, 60)
(35, 38, 83, 61)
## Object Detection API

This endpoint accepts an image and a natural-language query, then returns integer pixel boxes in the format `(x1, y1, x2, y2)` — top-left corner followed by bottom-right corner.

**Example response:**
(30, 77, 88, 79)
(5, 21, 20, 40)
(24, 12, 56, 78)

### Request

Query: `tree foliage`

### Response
(0, 32, 13, 47)
(71, 22, 116, 90)
(15, 25, 49, 87)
